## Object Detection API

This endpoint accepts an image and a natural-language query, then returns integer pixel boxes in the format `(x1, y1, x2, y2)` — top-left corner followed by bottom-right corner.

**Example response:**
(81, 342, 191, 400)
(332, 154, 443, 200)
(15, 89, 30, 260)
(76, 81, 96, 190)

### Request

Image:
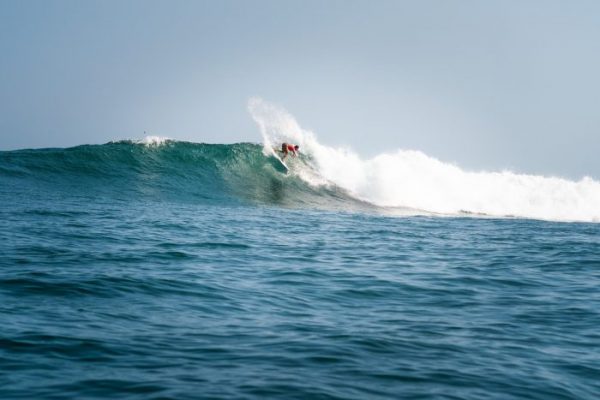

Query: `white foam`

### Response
(135, 136, 172, 146)
(109, 136, 172, 146)
(248, 97, 600, 223)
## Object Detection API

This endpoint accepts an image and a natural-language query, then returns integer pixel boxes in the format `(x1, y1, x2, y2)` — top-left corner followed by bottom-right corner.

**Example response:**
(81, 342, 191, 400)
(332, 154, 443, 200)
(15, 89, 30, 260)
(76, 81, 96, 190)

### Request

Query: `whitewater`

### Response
(249, 98, 600, 223)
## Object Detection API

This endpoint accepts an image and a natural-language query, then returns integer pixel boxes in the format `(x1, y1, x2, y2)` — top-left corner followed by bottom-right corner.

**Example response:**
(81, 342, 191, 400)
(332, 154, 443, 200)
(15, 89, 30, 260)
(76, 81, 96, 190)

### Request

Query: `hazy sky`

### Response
(1, 0, 599, 178)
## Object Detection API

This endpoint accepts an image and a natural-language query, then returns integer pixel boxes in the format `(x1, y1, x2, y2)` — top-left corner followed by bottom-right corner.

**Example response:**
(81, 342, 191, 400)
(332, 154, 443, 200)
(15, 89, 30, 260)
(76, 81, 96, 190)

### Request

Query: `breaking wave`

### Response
(1, 99, 598, 222)
(249, 97, 600, 222)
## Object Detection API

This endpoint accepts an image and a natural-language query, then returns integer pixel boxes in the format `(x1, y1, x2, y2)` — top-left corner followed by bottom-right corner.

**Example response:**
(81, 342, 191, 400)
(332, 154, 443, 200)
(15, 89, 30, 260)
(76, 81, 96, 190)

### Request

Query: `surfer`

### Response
(280, 143, 299, 161)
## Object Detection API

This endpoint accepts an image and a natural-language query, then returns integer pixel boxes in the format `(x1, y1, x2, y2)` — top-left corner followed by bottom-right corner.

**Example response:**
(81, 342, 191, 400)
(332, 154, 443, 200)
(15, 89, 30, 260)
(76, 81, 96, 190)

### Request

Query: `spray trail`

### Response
(248, 97, 600, 222)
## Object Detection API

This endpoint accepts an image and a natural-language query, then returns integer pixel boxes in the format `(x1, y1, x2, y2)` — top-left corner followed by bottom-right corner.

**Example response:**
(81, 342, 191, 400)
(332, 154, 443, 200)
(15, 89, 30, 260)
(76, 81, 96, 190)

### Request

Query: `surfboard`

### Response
(267, 147, 289, 173)
(272, 153, 289, 172)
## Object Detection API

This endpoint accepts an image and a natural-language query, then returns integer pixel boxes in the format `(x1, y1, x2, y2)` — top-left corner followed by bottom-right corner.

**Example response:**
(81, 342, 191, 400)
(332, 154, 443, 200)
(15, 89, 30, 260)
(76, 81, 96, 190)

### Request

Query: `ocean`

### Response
(1, 99, 600, 399)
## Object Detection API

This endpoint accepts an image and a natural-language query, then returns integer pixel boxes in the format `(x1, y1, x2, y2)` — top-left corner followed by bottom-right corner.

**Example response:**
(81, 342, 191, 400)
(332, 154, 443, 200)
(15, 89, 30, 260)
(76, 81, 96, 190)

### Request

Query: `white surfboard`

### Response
(269, 148, 289, 172)
(273, 153, 289, 171)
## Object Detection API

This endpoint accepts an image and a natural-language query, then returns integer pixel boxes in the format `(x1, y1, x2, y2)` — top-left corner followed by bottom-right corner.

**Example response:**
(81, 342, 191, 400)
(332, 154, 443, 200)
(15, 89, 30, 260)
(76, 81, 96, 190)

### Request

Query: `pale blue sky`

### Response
(1, 0, 599, 178)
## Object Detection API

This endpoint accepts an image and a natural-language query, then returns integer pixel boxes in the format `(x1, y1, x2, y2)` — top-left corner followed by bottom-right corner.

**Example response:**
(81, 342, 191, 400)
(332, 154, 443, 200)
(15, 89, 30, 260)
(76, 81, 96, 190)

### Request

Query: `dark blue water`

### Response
(1, 142, 599, 399)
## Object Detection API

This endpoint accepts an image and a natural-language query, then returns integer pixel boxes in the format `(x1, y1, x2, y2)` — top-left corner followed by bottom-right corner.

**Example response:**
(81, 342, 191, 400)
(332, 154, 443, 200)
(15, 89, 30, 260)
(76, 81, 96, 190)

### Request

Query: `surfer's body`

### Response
(280, 143, 299, 161)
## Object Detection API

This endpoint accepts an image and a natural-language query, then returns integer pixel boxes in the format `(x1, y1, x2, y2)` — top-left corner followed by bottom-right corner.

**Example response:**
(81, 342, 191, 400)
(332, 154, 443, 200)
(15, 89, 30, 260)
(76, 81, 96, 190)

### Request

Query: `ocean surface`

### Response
(1, 138, 599, 400)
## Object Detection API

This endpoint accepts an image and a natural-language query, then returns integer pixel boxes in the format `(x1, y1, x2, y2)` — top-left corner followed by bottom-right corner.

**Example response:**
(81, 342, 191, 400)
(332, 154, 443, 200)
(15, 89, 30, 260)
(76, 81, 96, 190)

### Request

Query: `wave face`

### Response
(249, 98, 600, 222)
(0, 138, 364, 211)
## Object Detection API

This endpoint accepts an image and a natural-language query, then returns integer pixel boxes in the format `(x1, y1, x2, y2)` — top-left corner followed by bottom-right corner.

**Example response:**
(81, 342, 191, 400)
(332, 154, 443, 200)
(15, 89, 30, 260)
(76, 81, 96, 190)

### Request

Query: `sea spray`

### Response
(248, 97, 600, 222)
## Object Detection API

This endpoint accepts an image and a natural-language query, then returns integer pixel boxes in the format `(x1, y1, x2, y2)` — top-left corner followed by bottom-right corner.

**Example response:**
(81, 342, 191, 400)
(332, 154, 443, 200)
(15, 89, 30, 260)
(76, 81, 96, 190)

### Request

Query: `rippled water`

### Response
(1, 143, 600, 399)
(1, 193, 599, 399)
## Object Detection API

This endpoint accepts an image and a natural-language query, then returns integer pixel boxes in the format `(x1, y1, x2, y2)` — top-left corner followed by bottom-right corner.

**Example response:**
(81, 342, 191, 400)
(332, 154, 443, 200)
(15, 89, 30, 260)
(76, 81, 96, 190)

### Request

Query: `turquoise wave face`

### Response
(0, 141, 369, 211)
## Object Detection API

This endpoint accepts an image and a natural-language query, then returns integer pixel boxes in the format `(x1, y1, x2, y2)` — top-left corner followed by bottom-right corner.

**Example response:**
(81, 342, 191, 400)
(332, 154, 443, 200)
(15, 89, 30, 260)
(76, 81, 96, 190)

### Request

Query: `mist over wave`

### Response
(249, 97, 600, 222)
